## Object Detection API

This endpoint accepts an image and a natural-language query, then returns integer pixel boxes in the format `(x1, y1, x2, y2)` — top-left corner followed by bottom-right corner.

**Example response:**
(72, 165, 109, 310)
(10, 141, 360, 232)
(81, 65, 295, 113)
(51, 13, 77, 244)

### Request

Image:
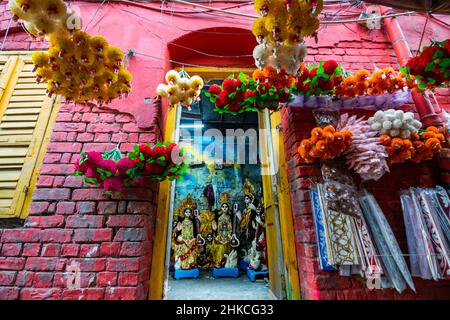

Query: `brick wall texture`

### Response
(0, 0, 449, 300)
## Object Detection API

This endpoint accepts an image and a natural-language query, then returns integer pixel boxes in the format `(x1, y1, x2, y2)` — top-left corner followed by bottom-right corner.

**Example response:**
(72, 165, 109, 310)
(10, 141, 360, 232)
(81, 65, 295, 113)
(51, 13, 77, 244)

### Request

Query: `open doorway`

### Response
(149, 67, 300, 300)
(166, 77, 271, 299)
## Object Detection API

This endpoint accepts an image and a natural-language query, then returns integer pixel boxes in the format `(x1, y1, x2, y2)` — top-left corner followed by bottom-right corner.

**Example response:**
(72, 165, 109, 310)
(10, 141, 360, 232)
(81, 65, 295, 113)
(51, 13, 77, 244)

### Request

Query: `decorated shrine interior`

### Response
(0, 0, 449, 301)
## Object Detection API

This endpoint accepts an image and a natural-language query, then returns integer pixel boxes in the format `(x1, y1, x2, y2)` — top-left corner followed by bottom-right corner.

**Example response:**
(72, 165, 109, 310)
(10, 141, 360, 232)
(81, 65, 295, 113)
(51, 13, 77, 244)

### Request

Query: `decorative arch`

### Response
(167, 27, 257, 68)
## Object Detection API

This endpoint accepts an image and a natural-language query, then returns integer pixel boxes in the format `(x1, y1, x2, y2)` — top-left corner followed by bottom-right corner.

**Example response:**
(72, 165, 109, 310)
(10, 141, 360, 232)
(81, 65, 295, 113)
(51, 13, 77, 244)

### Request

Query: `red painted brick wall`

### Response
(0, 0, 449, 300)
(0, 101, 162, 300)
(281, 32, 450, 299)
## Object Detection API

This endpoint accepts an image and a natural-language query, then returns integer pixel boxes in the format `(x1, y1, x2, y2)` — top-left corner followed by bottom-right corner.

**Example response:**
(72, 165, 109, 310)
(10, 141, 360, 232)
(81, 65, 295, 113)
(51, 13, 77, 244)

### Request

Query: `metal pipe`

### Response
(379, 6, 443, 126)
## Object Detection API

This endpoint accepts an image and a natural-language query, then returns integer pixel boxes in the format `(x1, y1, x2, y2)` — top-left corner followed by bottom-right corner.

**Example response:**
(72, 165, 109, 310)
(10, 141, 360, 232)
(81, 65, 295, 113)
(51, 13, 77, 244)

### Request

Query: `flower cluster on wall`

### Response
(11, 0, 132, 105)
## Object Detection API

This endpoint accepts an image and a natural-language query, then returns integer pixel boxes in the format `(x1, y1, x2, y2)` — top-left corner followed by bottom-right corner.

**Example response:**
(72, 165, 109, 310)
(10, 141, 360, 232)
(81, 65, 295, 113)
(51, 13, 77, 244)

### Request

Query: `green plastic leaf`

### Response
(425, 62, 436, 72)
(418, 83, 428, 90)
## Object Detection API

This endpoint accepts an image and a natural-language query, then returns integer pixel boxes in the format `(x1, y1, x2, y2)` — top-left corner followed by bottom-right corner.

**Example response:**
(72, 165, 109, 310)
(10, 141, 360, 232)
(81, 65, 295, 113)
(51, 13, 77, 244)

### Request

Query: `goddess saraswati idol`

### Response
(172, 195, 199, 270)
(210, 192, 234, 268)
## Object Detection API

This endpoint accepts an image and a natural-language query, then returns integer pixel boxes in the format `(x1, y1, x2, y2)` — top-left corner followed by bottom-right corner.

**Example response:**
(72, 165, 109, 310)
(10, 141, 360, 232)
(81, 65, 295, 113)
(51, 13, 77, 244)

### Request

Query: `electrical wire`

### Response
(134, 51, 251, 69)
(84, 0, 108, 31)
(0, 16, 13, 51)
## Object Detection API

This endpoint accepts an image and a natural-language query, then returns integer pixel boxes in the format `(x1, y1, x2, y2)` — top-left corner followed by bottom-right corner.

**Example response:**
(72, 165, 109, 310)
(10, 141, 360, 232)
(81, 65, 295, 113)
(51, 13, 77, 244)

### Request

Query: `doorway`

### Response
(149, 69, 300, 300)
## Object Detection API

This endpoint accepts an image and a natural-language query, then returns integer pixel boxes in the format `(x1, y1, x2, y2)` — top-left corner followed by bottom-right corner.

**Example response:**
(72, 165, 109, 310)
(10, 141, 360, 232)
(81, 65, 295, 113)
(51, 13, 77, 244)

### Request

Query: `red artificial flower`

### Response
(150, 145, 166, 159)
(421, 45, 440, 62)
(309, 68, 318, 77)
(99, 159, 117, 174)
(74, 156, 89, 173)
(235, 90, 245, 101)
(85, 167, 100, 179)
(117, 157, 135, 176)
(138, 144, 152, 158)
(333, 75, 343, 85)
(86, 151, 103, 165)
(407, 56, 427, 75)
(228, 104, 241, 112)
(103, 177, 124, 192)
(145, 163, 165, 175)
(208, 84, 221, 95)
(317, 79, 334, 91)
(222, 78, 239, 93)
(244, 90, 256, 99)
(218, 91, 231, 106)
(323, 60, 338, 75)
(215, 100, 224, 109)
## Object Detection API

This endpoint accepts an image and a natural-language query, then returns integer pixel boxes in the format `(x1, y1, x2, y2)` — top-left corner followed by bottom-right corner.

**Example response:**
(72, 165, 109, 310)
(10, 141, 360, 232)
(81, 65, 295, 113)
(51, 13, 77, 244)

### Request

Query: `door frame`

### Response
(148, 68, 300, 300)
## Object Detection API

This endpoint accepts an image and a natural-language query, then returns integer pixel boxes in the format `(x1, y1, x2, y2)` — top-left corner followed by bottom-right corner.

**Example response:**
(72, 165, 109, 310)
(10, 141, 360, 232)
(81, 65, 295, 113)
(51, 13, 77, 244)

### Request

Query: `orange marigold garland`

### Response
(298, 125, 352, 163)
(380, 126, 445, 165)
(336, 68, 414, 97)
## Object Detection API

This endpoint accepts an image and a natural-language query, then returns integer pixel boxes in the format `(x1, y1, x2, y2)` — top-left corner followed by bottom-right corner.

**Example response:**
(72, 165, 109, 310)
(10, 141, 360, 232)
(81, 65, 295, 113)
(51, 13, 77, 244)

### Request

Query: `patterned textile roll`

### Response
(400, 190, 439, 280)
(359, 192, 416, 293)
(310, 186, 336, 271)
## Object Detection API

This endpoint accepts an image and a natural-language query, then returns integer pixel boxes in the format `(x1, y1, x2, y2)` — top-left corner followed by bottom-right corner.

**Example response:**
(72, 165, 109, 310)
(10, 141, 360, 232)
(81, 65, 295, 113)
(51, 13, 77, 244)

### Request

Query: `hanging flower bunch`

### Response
(9, 0, 80, 37)
(74, 148, 138, 196)
(252, 0, 323, 45)
(367, 109, 422, 139)
(127, 142, 188, 182)
(380, 126, 445, 164)
(32, 32, 132, 105)
(252, 0, 321, 76)
(156, 70, 204, 110)
(402, 39, 450, 90)
(11, 0, 132, 105)
(298, 125, 352, 163)
(204, 73, 257, 114)
(252, 66, 295, 110)
(291, 60, 343, 96)
(336, 68, 414, 97)
(75, 142, 187, 196)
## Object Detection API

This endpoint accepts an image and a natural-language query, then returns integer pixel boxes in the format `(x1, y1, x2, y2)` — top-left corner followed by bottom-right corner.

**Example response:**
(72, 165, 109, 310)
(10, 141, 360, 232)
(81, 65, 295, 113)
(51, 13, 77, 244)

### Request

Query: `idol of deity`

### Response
(196, 189, 216, 269)
(236, 179, 258, 262)
(210, 192, 236, 268)
(247, 199, 268, 271)
(172, 195, 199, 270)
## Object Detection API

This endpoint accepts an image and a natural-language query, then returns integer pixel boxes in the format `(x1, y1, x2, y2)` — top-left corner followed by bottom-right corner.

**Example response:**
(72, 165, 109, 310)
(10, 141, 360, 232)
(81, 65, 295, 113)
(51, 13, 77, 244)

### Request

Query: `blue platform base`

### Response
(173, 268, 200, 280)
(247, 269, 269, 282)
(212, 267, 240, 278)
(239, 260, 249, 271)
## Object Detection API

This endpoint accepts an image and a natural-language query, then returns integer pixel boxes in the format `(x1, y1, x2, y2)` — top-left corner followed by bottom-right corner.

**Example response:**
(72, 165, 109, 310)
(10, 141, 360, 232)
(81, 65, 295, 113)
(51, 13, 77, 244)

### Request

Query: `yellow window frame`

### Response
(149, 68, 300, 300)
(0, 51, 60, 219)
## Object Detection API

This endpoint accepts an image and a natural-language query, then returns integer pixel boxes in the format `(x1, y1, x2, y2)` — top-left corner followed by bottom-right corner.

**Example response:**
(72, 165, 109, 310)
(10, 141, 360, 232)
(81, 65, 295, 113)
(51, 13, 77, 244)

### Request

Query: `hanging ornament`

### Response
(156, 69, 204, 110)
(10, 0, 132, 105)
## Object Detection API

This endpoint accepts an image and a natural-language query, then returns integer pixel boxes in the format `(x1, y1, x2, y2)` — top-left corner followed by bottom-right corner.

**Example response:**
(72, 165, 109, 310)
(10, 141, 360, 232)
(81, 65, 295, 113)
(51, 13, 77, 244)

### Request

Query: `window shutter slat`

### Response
(0, 54, 56, 217)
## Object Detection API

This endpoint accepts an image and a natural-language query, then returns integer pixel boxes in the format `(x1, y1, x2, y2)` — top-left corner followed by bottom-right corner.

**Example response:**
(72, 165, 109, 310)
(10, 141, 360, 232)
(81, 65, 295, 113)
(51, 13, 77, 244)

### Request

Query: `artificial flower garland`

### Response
(380, 126, 445, 164)
(298, 125, 352, 163)
(402, 39, 450, 90)
(156, 70, 204, 110)
(252, 0, 323, 45)
(291, 60, 343, 96)
(75, 142, 187, 196)
(11, 0, 132, 105)
(205, 67, 295, 114)
(298, 113, 446, 179)
(335, 68, 415, 97)
(207, 60, 421, 115)
(205, 73, 256, 114)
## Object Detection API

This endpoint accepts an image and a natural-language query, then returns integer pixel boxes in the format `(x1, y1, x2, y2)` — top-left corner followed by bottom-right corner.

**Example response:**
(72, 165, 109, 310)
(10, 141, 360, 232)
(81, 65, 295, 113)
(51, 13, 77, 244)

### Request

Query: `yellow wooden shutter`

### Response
(0, 53, 56, 218)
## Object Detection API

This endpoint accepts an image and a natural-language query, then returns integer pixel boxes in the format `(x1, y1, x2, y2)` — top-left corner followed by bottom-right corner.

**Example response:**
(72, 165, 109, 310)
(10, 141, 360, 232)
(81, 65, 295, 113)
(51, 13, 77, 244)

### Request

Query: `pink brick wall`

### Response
(0, 102, 162, 300)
